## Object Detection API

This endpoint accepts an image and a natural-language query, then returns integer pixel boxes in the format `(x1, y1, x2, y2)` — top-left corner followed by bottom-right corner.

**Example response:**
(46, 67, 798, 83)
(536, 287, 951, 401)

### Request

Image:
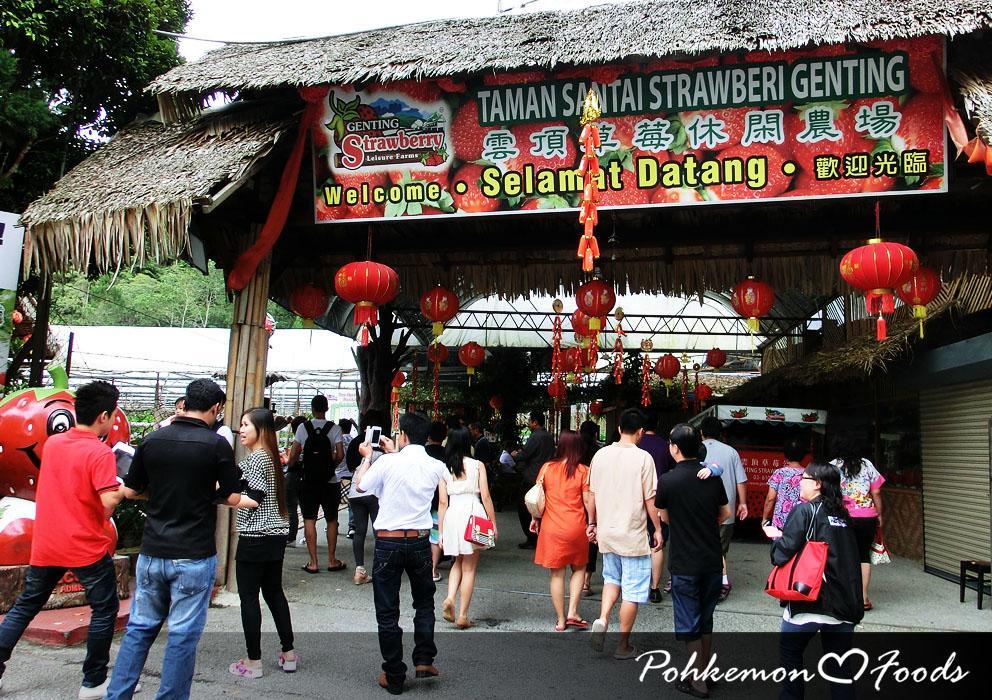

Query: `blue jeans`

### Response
(670, 573, 722, 641)
(779, 618, 855, 700)
(371, 536, 436, 683)
(0, 555, 119, 688)
(106, 555, 216, 700)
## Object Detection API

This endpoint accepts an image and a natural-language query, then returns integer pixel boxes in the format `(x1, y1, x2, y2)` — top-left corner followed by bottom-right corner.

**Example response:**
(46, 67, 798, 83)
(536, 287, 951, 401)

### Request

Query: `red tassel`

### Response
(881, 293, 894, 315)
(876, 316, 887, 341)
(361, 325, 370, 346)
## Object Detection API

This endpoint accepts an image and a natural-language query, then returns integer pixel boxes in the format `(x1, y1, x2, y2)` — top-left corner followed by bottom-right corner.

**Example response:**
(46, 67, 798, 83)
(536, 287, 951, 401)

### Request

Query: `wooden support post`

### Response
(28, 275, 51, 387)
(215, 234, 271, 591)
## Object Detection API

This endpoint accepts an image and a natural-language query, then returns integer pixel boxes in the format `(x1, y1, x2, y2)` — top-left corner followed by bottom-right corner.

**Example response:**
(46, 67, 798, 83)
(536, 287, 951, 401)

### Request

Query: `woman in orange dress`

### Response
(532, 430, 593, 631)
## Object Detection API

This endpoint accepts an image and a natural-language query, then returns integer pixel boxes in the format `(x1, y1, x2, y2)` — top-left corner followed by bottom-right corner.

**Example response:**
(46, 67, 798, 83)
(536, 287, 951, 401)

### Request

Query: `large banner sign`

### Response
(312, 36, 946, 223)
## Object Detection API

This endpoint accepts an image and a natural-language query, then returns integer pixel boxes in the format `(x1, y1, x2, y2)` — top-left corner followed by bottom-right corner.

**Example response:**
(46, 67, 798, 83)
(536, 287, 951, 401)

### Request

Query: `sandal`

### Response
(326, 560, 347, 572)
(565, 617, 589, 630)
(863, 600, 873, 611)
(301, 564, 320, 574)
(581, 583, 591, 596)
(229, 660, 263, 679)
(554, 622, 567, 632)
(675, 679, 710, 698)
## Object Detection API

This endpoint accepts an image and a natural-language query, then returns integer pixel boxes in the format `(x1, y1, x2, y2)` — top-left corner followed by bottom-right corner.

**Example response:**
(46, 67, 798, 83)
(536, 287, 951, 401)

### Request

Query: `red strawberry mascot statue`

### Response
(0, 368, 131, 565)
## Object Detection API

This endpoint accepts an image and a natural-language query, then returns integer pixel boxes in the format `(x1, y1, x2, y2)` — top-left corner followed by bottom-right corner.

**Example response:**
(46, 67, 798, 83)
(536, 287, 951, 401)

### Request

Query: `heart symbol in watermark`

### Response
(818, 648, 869, 685)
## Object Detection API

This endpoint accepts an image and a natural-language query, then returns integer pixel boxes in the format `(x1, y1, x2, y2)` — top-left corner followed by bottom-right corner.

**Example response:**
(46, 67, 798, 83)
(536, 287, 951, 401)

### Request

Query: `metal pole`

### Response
(64, 332, 75, 379)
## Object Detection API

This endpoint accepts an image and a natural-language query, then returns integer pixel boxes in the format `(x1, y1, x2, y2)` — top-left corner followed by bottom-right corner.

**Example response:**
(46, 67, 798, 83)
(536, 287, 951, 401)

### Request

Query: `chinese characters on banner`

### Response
(0, 212, 24, 384)
(312, 35, 946, 223)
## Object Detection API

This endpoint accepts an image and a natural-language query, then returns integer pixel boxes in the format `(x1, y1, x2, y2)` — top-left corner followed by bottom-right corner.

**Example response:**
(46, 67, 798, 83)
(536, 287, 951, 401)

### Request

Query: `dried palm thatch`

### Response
(729, 273, 992, 399)
(148, 0, 992, 120)
(955, 63, 992, 142)
(20, 103, 295, 276)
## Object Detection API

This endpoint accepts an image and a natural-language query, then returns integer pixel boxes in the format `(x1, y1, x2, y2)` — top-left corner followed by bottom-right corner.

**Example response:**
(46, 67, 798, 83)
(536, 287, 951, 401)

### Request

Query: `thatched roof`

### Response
(20, 102, 294, 275)
(148, 0, 992, 118)
(956, 62, 992, 141)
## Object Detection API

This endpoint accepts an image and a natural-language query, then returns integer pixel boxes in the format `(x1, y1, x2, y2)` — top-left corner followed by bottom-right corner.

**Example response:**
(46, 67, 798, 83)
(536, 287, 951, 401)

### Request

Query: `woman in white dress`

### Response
(438, 428, 498, 629)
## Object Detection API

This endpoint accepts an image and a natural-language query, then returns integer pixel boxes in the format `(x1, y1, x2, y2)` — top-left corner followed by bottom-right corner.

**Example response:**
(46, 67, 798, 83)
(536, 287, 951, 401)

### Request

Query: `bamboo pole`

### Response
(215, 226, 271, 591)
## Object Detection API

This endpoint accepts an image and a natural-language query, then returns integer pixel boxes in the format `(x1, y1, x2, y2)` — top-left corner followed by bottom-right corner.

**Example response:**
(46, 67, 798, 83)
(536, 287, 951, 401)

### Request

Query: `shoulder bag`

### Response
(765, 503, 828, 602)
(464, 460, 496, 549)
(524, 463, 548, 518)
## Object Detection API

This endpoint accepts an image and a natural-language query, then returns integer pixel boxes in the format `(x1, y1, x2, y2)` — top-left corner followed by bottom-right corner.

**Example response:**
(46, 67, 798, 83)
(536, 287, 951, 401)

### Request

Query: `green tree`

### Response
(51, 260, 297, 329)
(0, 0, 191, 211)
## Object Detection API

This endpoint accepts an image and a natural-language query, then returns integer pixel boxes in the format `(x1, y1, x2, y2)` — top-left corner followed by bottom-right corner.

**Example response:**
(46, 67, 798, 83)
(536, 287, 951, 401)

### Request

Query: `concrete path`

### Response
(0, 511, 987, 698)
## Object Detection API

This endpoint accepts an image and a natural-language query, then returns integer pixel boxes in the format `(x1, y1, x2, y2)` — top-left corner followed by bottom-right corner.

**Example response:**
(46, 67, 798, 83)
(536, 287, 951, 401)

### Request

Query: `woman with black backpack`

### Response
(771, 463, 863, 699)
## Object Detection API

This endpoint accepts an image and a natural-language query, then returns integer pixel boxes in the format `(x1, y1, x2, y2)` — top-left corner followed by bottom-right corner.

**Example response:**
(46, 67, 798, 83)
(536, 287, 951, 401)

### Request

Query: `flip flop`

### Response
(326, 561, 347, 572)
(863, 600, 873, 611)
(565, 617, 589, 630)
(554, 622, 567, 632)
(301, 565, 320, 574)
(590, 619, 606, 652)
(613, 645, 640, 660)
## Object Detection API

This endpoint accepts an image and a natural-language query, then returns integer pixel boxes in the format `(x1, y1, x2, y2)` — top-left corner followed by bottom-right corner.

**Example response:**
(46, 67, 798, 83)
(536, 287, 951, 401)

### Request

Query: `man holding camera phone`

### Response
(354, 412, 447, 696)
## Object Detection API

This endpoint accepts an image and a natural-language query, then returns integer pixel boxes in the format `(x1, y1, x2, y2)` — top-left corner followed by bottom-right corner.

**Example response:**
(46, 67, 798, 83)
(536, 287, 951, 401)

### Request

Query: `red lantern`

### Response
(420, 286, 459, 338)
(575, 279, 616, 333)
(289, 284, 330, 328)
(705, 348, 726, 370)
(696, 383, 713, 403)
(562, 347, 582, 382)
(589, 399, 604, 416)
(334, 261, 400, 345)
(581, 344, 599, 371)
(458, 341, 485, 384)
(548, 376, 567, 403)
(570, 310, 607, 341)
(731, 277, 775, 334)
(896, 267, 941, 338)
(654, 353, 681, 388)
(489, 395, 504, 420)
(840, 239, 919, 340)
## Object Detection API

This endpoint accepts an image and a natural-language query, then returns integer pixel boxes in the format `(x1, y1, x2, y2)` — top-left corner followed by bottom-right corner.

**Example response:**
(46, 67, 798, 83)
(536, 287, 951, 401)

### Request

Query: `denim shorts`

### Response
(601, 553, 651, 604)
(670, 573, 722, 641)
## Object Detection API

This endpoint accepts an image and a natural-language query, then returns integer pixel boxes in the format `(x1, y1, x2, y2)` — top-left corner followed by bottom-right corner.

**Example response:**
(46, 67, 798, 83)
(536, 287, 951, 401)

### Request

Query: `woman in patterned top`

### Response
(762, 438, 808, 531)
(229, 408, 297, 679)
(830, 434, 885, 611)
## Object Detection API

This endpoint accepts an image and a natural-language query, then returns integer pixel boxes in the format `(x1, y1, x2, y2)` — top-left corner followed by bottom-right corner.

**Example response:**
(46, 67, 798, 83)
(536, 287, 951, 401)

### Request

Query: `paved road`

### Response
(0, 511, 988, 698)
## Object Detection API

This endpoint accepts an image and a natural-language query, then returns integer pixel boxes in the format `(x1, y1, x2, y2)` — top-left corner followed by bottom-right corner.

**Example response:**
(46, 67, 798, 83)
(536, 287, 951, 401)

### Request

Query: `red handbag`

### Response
(765, 503, 828, 602)
(464, 514, 495, 549)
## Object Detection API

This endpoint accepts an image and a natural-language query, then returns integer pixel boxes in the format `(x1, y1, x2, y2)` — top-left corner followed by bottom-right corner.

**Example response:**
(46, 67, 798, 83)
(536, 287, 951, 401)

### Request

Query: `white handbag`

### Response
(524, 481, 545, 518)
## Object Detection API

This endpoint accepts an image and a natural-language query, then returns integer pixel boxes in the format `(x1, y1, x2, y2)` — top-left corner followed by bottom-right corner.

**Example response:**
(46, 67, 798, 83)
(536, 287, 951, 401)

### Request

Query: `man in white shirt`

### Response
(700, 416, 748, 603)
(355, 412, 447, 696)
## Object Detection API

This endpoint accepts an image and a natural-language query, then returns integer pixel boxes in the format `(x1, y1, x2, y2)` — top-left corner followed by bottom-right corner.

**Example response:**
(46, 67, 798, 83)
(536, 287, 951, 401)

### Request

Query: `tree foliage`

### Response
(51, 260, 297, 329)
(0, 0, 191, 211)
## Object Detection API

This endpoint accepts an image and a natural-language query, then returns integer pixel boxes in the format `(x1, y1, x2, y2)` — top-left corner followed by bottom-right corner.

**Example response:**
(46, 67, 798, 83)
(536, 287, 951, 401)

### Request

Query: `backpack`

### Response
(302, 420, 335, 483)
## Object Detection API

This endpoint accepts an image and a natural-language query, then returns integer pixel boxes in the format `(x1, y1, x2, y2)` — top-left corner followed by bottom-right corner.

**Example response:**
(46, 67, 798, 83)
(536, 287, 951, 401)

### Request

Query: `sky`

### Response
(179, 0, 624, 60)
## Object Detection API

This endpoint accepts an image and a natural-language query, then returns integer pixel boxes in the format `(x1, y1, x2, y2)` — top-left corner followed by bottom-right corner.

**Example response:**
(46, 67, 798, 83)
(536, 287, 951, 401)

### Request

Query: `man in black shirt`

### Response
(512, 411, 555, 548)
(655, 423, 730, 698)
(106, 379, 242, 700)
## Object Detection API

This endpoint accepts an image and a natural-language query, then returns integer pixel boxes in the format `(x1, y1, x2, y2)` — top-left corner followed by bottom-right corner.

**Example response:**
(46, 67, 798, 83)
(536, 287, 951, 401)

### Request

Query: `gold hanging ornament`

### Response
(640, 338, 653, 407)
(612, 307, 626, 384)
(577, 89, 602, 272)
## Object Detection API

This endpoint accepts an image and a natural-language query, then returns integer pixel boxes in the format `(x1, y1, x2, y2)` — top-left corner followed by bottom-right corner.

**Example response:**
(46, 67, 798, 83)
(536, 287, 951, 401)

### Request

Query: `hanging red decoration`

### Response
(426, 342, 448, 420)
(589, 399, 604, 417)
(264, 313, 276, 336)
(289, 284, 330, 328)
(562, 347, 582, 383)
(420, 285, 460, 338)
(457, 341, 485, 384)
(489, 395, 504, 420)
(654, 353, 681, 394)
(695, 383, 713, 404)
(839, 203, 920, 341)
(390, 371, 406, 433)
(705, 348, 726, 371)
(575, 278, 616, 337)
(334, 261, 400, 345)
(410, 350, 419, 412)
(731, 276, 775, 335)
(550, 299, 564, 386)
(570, 309, 607, 347)
(581, 344, 599, 372)
(547, 376, 567, 407)
(577, 90, 602, 272)
(640, 339, 653, 407)
(612, 308, 626, 384)
(896, 267, 941, 338)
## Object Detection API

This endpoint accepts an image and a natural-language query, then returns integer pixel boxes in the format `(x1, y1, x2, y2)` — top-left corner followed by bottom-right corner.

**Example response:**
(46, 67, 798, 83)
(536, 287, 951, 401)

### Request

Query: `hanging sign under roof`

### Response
(311, 35, 947, 223)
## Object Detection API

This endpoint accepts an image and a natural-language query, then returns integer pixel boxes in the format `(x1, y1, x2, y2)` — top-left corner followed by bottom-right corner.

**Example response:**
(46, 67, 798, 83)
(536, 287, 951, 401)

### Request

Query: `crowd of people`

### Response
(0, 379, 885, 699)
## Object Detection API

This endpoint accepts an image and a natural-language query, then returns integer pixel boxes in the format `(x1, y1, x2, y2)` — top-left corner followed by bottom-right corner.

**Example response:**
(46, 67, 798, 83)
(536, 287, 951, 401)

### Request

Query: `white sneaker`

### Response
(590, 618, 607, 653)
(78, 679, 109, 699)
(354, 566, 372, 585)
